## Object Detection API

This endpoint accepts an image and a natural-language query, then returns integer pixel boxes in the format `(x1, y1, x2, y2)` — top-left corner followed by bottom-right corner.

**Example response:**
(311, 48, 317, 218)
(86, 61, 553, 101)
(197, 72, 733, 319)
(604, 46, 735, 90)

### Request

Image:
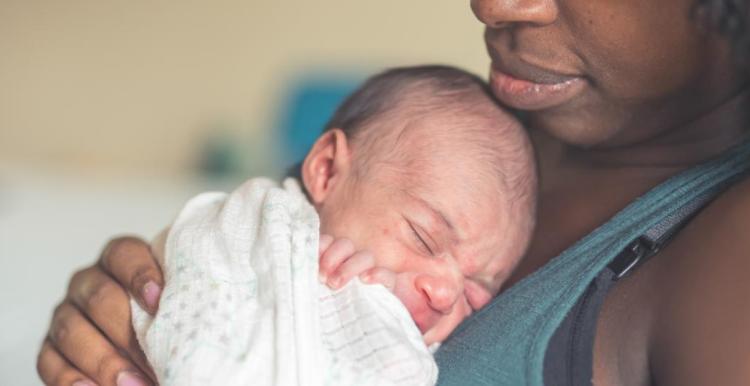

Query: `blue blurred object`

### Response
(276, 73, 363, 169)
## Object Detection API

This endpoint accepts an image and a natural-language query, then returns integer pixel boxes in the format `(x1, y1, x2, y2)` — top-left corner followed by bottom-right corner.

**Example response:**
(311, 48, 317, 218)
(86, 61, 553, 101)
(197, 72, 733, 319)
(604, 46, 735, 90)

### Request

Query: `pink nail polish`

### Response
(142, 281, 161, 311)
(117, 371, 148, 386)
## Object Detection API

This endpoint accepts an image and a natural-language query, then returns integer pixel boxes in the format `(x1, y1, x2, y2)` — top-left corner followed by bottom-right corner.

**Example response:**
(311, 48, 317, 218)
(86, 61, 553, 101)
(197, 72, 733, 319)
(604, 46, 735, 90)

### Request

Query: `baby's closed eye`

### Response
(407, 221, 434, 256)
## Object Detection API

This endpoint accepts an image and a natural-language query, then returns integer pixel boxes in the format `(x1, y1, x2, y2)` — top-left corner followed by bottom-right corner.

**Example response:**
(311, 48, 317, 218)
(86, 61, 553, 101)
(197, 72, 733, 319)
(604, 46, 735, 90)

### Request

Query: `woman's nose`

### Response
(415, 274, 460, 314)
(470, 0, 558, 28)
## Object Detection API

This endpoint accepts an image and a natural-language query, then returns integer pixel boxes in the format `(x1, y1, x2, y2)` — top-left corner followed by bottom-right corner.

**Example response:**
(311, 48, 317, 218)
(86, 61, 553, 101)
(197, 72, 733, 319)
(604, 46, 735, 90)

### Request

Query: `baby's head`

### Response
(301, 65, 537, 344)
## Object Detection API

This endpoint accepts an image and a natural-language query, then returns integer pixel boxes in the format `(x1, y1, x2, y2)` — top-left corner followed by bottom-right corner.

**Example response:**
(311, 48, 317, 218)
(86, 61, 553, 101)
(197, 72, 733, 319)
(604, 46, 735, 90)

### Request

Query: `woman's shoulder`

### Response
(646, 176, 750, 385)
(663, 175, 750, 276)
(677, 175, 750, 258)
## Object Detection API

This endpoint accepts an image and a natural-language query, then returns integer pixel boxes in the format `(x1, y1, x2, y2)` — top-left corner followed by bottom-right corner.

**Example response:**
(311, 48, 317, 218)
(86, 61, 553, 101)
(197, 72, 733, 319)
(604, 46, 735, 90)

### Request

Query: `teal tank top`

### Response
(434, 141, 750, 386)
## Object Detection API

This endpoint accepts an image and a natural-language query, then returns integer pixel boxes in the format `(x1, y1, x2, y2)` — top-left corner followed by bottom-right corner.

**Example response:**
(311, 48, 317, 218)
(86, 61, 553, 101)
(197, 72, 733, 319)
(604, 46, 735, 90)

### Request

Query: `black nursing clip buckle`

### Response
(608, 236, 659, 281)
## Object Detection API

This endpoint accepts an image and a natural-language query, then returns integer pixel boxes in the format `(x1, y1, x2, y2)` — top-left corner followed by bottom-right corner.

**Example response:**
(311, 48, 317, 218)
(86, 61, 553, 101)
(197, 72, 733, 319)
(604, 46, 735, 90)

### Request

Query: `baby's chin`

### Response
(422, 324, 453, 346)
(402, 297, 469, 345)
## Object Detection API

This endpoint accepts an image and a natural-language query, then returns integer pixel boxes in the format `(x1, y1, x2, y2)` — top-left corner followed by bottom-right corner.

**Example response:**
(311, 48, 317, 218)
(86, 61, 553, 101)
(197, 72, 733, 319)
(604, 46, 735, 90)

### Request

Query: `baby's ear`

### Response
(301, 129, 352, 205)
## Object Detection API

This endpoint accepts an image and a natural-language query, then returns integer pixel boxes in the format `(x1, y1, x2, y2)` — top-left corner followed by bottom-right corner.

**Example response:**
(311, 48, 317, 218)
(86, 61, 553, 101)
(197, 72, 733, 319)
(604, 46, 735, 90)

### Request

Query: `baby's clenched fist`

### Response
(318, 234, 395, 291)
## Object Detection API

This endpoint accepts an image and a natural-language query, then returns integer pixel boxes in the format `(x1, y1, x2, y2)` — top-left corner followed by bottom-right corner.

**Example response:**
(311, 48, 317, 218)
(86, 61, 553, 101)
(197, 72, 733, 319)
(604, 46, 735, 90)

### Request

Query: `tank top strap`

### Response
(543, 165, 743, 386)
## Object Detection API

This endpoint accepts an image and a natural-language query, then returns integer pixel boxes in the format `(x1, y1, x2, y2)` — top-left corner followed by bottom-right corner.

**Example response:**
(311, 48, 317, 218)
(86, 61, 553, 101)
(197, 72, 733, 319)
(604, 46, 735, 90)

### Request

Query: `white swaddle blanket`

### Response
(131, 178, 437, 386)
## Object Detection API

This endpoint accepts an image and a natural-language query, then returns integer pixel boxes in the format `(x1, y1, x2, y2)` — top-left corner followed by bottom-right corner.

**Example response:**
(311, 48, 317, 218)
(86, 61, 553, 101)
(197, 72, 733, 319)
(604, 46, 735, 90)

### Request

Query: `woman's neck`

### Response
(551, 86, 750, 170)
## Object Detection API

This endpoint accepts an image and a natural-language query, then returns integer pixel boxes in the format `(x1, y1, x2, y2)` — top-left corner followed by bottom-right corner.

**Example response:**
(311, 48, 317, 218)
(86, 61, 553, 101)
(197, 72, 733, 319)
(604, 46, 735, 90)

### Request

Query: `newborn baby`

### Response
(131, 65, 537, 386)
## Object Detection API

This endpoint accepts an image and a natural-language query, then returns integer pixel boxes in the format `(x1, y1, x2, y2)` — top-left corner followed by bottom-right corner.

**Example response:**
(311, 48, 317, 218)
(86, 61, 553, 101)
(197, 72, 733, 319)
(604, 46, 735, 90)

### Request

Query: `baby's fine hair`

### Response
(324, 65, 496, 138)
(322, 65, 538, 242)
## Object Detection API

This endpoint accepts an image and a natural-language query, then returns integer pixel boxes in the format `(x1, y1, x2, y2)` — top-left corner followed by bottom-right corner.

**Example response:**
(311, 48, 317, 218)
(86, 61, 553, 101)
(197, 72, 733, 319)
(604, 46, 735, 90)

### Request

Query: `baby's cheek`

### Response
(464, 280, 495, 311)
(368, 232, 408, 271)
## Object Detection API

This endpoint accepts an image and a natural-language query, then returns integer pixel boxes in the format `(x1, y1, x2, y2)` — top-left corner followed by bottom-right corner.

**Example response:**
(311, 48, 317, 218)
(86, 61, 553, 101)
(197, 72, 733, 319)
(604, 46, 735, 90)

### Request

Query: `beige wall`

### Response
(0, 1, 489, 174)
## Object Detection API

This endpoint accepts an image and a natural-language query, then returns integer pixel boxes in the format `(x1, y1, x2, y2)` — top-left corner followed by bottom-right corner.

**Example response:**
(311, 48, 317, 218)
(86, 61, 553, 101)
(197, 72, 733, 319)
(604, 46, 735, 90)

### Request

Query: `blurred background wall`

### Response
(0, 1, 488, 384)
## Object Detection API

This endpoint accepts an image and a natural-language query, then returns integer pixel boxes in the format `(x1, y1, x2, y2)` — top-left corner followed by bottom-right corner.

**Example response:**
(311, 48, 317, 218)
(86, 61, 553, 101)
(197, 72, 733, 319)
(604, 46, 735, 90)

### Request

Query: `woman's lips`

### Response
(489, 65, 586, 111)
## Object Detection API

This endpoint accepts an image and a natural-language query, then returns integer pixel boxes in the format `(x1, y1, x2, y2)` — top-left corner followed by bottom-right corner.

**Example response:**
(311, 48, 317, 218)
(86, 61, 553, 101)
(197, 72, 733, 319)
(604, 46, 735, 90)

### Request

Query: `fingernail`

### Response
(318, 273, 327, 284)
(142, 281, 161, 311)
(117, 371, 148, 386)
(329, 278, 340, 289)
(73, 380, 97, 386)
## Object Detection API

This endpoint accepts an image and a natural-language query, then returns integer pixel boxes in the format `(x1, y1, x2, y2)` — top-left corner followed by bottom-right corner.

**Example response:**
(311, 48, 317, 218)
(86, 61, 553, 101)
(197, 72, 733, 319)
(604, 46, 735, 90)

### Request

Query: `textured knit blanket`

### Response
(131, 178, 437, 386)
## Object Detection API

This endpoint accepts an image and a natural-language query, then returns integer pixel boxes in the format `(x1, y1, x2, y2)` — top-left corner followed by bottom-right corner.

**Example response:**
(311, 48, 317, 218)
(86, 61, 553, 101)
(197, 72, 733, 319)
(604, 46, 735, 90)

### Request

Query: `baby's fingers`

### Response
(327, 250, 375, 290)
(360, 267, 396, 291)
(318, 238, 355, 282)
(318, 234, 335, 255)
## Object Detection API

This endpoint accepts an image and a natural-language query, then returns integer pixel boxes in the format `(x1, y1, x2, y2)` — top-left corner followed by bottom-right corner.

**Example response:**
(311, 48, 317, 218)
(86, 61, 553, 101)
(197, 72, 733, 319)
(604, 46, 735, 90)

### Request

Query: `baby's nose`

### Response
(415, 274, 460, 314)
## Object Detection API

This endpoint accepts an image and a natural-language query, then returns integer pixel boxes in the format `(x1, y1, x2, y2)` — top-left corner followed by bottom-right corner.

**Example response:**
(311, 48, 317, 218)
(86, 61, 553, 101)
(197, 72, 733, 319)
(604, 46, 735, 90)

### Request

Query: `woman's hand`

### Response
(37, 236, 164, 386)
(318, 234, 396, 290)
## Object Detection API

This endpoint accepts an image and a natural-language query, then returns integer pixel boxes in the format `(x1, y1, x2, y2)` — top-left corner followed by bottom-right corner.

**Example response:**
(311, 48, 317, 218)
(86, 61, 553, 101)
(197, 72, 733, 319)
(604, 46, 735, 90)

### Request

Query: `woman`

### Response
(37, 0, 750, 385)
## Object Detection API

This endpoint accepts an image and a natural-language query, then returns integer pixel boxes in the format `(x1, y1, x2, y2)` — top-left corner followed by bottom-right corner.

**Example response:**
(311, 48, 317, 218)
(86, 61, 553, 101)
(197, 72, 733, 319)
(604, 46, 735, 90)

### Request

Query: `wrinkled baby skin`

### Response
(304, 109, 531, 345)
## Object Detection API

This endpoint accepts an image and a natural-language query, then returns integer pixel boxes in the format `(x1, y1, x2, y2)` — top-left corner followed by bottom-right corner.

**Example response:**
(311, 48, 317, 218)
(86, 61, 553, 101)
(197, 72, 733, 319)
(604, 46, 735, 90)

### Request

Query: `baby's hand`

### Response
(318, 234, 395, 290)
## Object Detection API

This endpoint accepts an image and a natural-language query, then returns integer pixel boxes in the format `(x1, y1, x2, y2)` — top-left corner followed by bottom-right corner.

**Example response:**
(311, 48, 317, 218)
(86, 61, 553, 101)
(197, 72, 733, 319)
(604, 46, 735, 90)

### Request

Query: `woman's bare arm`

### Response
(37, 236, 163, 386)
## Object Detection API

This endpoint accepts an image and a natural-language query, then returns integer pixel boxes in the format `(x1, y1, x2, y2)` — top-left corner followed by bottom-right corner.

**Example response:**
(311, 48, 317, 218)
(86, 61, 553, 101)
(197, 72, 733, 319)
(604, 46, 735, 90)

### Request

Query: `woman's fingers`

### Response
(67, 266, 153, 377)
(47, 302, 152, 386)
(98, 236, 163, 314)
(37, 236, 160, 385)
(327, 250, 375, 289)
(318, 237, 356, 282)
(37, 339, 97, 386)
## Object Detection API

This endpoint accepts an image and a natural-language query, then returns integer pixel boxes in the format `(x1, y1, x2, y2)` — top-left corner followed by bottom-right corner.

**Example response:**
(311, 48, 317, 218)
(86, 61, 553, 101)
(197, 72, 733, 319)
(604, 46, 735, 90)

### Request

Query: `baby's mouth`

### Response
(414, 315, 434, 334)
(402, 299, 441, 334)
(387, 274, 443, 334)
